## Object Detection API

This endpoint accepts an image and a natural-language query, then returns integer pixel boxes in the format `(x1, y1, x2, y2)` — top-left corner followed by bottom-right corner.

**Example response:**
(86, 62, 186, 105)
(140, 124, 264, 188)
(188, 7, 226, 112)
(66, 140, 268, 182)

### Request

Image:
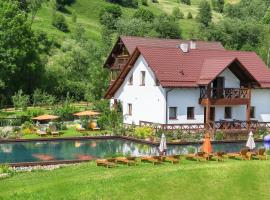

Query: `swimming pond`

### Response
(0, 139, 267, 163)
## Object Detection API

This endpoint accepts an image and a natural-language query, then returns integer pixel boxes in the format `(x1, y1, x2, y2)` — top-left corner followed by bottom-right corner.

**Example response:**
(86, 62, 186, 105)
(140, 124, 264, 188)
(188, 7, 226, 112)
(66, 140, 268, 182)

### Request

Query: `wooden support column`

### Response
(205, 85, 211, 129)
(246, 84, 252, 130)
(113, 99, 118, 111)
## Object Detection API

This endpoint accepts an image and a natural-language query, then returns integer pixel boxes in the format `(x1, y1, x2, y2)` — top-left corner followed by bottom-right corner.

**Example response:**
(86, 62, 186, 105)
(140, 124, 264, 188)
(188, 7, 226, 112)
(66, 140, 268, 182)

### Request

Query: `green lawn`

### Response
(1, 159, 270, 199)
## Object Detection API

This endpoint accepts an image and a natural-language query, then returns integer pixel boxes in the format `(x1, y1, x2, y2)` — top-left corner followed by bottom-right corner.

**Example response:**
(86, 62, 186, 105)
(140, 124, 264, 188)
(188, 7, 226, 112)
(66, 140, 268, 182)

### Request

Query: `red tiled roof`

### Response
(121, 36, 225, 53)
(105, 45, 270, 98)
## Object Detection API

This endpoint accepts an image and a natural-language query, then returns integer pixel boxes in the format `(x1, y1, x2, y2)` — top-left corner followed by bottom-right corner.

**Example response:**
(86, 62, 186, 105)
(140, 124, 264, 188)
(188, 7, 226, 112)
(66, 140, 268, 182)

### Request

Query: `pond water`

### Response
(0, 139, 268, 163)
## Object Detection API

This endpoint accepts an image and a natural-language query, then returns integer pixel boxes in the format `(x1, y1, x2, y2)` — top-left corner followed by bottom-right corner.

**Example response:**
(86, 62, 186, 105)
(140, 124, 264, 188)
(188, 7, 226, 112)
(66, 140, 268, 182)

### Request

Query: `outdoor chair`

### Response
(163, 155, 180, 164)
(115, 157, 138, 166)
(140, 156, 163, 165)
(50, 125, 60, 137)
(227, 148, 251, 160)
(37, 126, 47, 137)
(96, 159, 116, 168)
(253, 148, 267, 160)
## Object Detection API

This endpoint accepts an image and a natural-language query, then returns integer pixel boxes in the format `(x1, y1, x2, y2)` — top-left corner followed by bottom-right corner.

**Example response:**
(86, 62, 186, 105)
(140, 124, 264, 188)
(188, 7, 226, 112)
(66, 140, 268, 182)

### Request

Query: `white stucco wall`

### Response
(212, 68, 240, 88)
(251, 89, 270, 122)
(167, 88, 204, 124)
(113, 55, 166, 125)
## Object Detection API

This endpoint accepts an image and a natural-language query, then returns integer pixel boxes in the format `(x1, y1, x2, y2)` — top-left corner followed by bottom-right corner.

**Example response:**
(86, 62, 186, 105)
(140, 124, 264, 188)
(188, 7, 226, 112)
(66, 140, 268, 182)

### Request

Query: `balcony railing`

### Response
(200, 88, 249, 99)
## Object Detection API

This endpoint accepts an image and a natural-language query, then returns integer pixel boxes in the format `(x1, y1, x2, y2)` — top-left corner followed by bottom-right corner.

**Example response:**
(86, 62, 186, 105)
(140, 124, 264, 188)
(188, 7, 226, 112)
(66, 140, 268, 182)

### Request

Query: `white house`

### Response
(105, 37, 270, 127)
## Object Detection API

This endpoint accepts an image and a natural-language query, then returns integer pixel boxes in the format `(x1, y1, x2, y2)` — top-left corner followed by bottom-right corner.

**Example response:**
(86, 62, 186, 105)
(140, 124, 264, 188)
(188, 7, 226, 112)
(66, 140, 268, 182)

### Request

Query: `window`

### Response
(128, 74, 133, 85)
(128, 104, 132, 116)
(169, 107, 177, 119)
(251, 106, 255, 118)
(224, 107, 232, 119)
(140, 71, 145, 86)
(187, 107, 195, 120)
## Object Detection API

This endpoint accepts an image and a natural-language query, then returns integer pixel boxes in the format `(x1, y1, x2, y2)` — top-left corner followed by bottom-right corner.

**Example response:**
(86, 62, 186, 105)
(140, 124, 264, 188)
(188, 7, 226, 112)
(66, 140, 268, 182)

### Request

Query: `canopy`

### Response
(73, 110, 100, 117)
(32, 114, 59, 121)
(202, 133, 212, 154)
(246, 131, 256, 150)
(159, 133, 167, 154)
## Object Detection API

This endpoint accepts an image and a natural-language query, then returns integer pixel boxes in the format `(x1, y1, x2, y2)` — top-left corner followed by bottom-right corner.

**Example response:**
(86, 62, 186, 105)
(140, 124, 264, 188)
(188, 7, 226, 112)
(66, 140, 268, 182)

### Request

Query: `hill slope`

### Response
(33, 0, 227, 42)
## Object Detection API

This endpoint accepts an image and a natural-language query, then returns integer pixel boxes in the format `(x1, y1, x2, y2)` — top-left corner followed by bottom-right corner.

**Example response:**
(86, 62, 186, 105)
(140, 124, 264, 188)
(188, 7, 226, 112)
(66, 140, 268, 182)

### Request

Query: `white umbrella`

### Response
(159, 134, 167, 154)
(246, 131, 256, 150)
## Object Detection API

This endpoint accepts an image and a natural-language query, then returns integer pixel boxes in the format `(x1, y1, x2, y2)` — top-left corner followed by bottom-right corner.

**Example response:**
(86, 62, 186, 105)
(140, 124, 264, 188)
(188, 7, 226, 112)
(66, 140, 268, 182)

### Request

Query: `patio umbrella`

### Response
(202, 133, 212, 154)
(246, 131, 256, 150)
(32, 114, 59, 121)
(73, 110, 100, 116)
(159, 133, 167, 155)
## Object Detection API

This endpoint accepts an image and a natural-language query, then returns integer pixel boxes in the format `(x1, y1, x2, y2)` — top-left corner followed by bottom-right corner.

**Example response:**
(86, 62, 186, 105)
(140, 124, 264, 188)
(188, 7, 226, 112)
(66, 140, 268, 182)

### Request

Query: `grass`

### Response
(32, 0, 228, 43)
(1, 159, 270, 199)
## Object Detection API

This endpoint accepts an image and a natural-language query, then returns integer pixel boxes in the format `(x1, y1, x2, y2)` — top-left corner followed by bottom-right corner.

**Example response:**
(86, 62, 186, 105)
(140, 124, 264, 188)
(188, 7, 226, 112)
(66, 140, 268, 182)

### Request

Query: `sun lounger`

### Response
(252, 148, 267, 160)
(96, 159, 116, 168)
(140, 156, 163, 165)
(212, 152, 226, 162)
(227, 148, 251, 160)
(115, 157, 138, 166)
(50, 126, 60, 137)
(164, 155, 180, 164)
(37, 129, 47, 137)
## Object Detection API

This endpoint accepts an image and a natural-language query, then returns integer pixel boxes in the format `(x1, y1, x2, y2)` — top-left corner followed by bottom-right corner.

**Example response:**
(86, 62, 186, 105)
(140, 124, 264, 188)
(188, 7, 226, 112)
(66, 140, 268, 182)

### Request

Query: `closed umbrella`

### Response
(202, 133, 212, 154)
(159, 134, 167, 155)
(246, 131, 256, 150)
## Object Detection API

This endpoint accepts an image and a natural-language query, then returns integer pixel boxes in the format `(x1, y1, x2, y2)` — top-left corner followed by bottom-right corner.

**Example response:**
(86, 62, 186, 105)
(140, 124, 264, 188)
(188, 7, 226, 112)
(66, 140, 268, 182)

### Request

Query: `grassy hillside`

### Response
(33, 0, 228, 42)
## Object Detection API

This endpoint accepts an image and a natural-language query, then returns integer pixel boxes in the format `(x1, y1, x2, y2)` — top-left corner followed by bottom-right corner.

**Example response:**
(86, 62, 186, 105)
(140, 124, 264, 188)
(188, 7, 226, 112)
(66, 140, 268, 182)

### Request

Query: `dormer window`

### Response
(140, 71, 145, 86)
(128, 74, 133, 85)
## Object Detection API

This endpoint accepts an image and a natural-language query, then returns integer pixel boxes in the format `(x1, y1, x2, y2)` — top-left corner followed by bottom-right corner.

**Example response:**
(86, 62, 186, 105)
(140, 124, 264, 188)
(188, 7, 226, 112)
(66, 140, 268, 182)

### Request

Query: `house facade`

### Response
(105, 36, 270, 127)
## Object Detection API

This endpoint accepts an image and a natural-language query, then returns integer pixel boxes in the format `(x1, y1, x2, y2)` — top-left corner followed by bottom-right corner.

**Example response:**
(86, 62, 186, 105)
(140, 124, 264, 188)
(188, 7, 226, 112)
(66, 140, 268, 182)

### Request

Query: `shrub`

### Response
(53, 94, 77, 121)
(26, 108, 45, 118)
(21, 121, 34, 129)
(141, 0, 148, 6)
(172, 7, 184, 19)
(12, 90, 30, 111)
(52, 13, 69, 32)
(187, 12, 193, 19)
(134, 127, 153, 139)
(33, 89, 56, 106)
(214, 131, 225, 141)
(181, 0, 190, 5)
(133, 8, 154, 22)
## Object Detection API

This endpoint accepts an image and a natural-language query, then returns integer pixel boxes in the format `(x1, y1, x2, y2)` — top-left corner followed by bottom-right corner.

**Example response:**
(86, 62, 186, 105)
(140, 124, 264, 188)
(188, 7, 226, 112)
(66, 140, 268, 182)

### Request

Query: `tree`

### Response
(12, 90, 30, 111)
(187, 12, 193, 19)
(133, 8, 154, 22)
(212, 0, 224, 13)
(52, 12, 69, 32)
(172, 7, 184, 20)
(263, 8, 270, 24)
(154, 14, 181, 38)
(99, 5, 122, 30)
(27, 0, 44, 25)
(0, 0, 44, 101)
(197, 1, 212, 27)
(181, 0, 190, 5)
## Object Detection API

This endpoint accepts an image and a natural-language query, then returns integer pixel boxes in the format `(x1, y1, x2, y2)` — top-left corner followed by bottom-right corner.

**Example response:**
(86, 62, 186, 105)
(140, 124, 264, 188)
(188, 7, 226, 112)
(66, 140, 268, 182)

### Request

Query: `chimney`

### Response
(177, 43, 189, 53)
(190, 40, 197, 50)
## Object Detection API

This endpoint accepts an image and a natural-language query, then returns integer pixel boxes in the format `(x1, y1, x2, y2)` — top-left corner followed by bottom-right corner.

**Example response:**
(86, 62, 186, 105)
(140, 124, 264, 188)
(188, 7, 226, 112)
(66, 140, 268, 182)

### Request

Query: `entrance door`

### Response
(210, 107, 215, 121)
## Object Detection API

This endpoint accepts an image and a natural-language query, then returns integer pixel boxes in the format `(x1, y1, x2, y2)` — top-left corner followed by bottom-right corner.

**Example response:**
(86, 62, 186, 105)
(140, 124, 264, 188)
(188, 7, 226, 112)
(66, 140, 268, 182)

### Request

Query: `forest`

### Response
(1, 0, 270, 107)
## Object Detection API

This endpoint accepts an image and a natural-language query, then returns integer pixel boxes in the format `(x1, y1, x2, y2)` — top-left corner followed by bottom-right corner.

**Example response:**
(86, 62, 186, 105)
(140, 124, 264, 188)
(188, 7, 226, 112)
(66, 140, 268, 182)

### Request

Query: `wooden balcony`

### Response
(199, 88, 250, 105)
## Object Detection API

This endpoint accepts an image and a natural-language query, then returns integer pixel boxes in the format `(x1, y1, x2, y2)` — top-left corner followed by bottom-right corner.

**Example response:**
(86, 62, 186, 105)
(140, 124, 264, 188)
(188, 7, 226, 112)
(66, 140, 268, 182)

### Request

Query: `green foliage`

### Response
(181, 0, 190, 5)
(55, 0, 76, 11)
(134, 127, 153, 139)
(214, 131, 225, 141)
(154, 14, 181, 38)
(106, 0, 138, 8)
(197, 1, 212, 27)
(33, 89, 56, 106)
(26, 108, 45, 118)
(21, 121, 35, 130)
(172, 7, 184, 20)
(187, 11, 193, 19)
(133, 8, 154, 22)
(141, 0, 148, 6)
(0, 0, 45, 102)
(53, 94, 77, 120)
(262, 8, 270, 24)
(52, 12, 69, 32)
(211, 0, 224, 13)
(12, 90, 30, 111)
(99, 4, 122, 30)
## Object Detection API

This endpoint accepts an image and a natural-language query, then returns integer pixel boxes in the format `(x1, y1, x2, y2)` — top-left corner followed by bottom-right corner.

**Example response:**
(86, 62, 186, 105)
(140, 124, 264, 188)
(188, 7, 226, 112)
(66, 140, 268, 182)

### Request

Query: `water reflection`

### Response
(0, 140, 268, 163)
